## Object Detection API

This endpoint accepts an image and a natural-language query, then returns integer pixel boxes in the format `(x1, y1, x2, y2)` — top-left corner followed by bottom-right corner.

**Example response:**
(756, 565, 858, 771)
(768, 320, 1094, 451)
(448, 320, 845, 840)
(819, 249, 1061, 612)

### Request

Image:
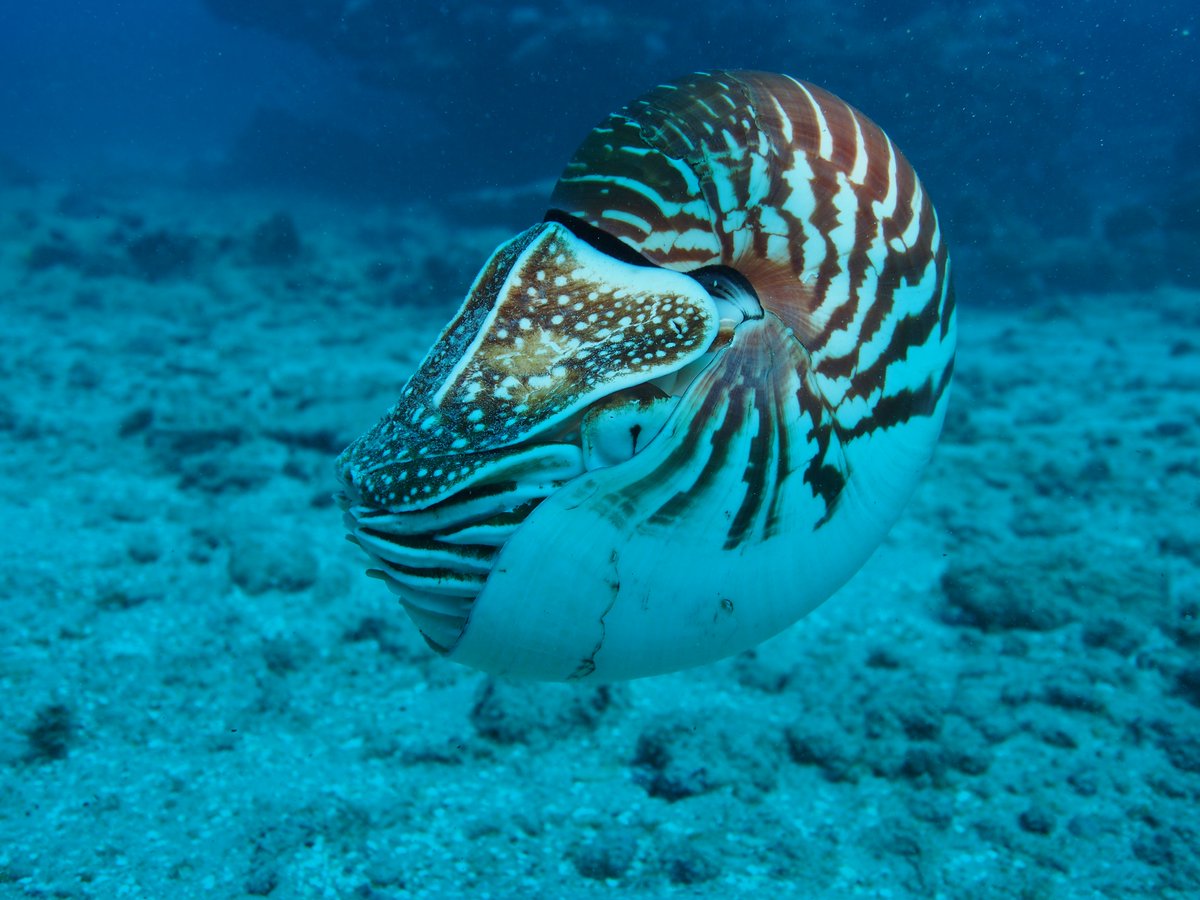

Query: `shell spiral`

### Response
(336, 70, 956, 681)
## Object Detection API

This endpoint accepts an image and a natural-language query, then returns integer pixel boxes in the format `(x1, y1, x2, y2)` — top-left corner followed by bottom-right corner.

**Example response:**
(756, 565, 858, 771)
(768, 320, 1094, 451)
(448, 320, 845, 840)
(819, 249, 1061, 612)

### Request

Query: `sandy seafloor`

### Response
(1, 174, 1198, 900)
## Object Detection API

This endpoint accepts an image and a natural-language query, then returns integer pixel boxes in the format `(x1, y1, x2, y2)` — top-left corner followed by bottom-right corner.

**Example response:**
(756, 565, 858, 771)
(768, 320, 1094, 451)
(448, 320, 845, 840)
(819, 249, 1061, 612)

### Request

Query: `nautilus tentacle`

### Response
(337, 70, 955, 681)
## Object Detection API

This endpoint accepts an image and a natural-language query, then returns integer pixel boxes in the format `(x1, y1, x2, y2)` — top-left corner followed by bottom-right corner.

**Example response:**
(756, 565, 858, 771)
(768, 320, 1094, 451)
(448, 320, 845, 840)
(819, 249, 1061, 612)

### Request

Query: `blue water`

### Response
(3, 2, 1199, 897)
(4, 1, 1196, 296)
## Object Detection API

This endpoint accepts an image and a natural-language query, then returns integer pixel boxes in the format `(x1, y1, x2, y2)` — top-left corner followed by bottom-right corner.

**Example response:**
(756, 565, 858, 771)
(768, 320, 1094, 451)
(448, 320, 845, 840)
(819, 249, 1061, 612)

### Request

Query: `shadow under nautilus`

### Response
(336, 70, 956, 681)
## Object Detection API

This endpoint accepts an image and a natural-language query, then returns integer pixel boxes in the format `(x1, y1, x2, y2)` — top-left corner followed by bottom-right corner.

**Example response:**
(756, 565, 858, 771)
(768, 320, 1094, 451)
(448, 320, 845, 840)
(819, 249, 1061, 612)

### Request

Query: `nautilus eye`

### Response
(336, 70, 956, 681)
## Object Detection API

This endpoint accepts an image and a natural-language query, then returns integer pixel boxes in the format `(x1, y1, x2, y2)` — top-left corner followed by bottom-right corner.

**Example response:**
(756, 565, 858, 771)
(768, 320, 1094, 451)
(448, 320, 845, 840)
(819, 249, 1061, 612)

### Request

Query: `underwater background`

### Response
(1, 1, 1198, 897)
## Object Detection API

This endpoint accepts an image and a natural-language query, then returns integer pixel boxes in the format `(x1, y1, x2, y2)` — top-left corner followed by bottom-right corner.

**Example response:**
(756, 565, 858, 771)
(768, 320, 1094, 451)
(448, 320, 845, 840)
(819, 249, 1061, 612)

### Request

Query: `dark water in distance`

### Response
(4, 1, 1196, 198)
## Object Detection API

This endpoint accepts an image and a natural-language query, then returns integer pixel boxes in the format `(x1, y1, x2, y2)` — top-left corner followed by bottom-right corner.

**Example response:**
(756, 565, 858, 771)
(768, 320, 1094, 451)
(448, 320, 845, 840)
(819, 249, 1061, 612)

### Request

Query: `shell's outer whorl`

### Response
(551, 69, 956, 434)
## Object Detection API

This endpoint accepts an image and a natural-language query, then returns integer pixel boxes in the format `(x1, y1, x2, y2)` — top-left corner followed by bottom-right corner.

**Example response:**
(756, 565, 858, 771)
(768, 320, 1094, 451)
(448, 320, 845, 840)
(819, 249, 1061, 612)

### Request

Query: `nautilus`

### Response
(337, 71, 955, 681)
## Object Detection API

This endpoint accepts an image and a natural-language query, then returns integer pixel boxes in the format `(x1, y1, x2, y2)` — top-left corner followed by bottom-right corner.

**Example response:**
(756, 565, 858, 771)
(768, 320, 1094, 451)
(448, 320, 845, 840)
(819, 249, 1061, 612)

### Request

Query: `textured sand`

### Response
(2, 176, 1199, 899)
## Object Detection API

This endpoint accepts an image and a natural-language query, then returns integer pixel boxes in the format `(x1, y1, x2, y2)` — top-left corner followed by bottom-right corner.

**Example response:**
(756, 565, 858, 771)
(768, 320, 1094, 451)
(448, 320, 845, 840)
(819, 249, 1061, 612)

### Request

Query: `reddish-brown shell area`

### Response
(549, 70, 947, 356)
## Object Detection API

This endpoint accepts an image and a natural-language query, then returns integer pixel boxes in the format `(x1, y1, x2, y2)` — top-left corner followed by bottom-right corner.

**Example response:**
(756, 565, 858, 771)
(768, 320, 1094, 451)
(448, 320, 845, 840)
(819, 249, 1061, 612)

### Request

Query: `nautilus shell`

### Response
(336, 71, 955, 681)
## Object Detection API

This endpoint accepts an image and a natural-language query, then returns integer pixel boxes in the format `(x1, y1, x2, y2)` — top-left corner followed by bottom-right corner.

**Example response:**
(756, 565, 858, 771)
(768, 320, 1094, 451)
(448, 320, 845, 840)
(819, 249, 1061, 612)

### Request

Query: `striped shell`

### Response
(336, 70, 956, 681)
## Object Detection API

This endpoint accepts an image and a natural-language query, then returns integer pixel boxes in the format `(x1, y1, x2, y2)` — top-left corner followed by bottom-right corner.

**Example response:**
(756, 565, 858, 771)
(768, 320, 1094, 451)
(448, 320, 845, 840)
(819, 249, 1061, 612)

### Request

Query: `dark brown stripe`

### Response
(725, 371, 772, 549)
(845, 355, 954, 439)
(813, 90, 859, 175)
(883, 147, 917, 244)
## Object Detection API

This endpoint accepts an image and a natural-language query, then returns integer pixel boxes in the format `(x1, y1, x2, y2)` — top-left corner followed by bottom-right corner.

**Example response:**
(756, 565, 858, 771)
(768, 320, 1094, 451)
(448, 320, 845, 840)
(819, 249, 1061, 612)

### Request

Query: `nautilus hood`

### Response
(336, 70, 956, 681)
(337, 218, 721, 513)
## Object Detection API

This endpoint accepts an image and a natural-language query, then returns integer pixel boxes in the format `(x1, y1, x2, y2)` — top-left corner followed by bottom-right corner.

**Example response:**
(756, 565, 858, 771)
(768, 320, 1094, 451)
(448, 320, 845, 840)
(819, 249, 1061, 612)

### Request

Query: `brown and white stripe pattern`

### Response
(551, 70, 955, 464)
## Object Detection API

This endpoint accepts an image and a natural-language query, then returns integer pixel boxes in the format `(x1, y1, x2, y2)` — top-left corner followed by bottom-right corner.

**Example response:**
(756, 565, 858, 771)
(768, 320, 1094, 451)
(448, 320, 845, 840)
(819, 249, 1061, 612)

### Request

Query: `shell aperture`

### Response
(336, 70, 956, 681)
